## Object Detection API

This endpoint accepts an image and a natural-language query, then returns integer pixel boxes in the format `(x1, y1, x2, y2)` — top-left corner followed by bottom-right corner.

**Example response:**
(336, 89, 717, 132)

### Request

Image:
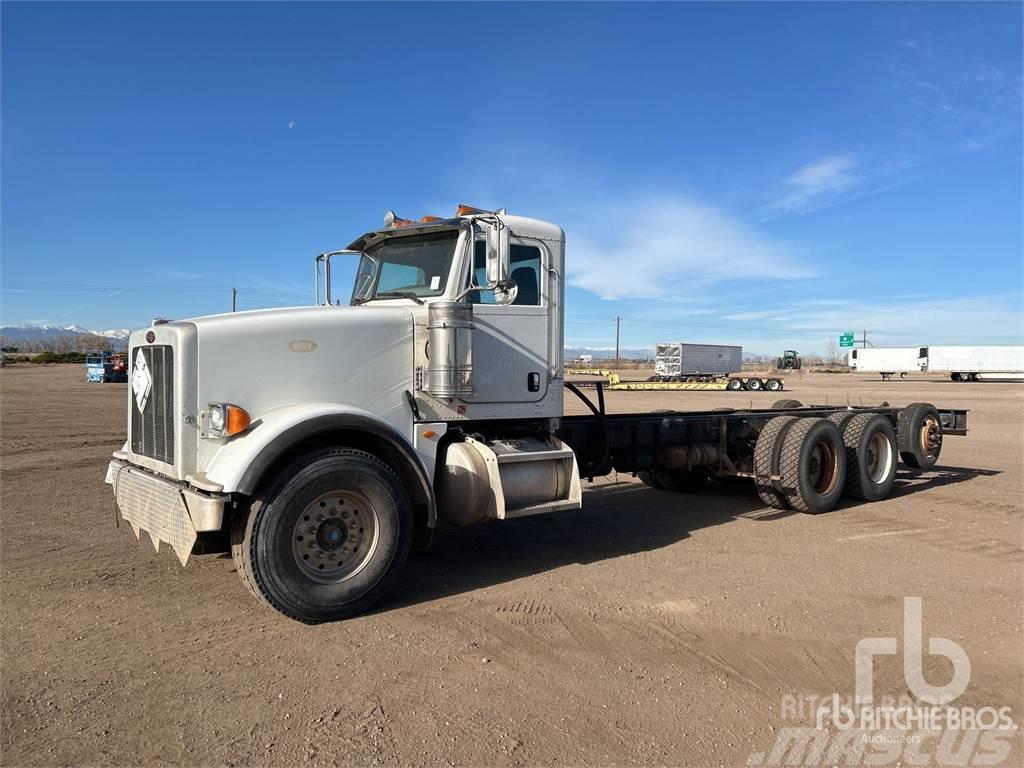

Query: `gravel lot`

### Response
(2, 365, 1021, 766)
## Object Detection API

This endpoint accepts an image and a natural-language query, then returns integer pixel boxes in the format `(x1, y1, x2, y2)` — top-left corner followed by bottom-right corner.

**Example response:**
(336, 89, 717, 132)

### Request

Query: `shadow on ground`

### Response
(390, 463, 994, 610)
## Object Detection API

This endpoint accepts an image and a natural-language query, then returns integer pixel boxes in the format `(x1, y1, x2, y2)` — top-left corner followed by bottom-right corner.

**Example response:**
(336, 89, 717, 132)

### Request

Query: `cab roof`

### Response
(346, 210, 564, 252)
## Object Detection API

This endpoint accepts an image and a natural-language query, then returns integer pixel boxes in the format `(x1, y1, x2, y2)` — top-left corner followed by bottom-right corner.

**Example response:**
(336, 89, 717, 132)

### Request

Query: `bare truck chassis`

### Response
(555, 382, 967, 511)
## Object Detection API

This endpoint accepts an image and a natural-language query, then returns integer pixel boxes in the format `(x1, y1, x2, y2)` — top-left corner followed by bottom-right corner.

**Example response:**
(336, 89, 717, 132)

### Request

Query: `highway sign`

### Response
(839, 332, 855, 348)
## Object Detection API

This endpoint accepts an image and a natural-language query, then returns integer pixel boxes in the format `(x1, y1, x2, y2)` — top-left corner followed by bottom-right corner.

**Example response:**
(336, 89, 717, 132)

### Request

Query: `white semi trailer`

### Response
(847, 347, 921, 380)
(106, 205, 969, 622)
(918, 345, 1024, 382)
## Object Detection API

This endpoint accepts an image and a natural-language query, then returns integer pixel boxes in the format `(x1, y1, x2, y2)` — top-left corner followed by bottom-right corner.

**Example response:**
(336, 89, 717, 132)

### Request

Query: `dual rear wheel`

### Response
(754, 413, 900, 513)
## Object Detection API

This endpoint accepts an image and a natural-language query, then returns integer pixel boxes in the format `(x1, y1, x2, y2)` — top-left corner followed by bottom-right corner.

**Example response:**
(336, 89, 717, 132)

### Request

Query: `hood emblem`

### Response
(132, 348, 153, 413)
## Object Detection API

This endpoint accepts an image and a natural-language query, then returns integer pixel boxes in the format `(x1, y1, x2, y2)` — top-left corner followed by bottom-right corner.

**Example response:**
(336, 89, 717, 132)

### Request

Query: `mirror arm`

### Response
(314, 249, 363, 306)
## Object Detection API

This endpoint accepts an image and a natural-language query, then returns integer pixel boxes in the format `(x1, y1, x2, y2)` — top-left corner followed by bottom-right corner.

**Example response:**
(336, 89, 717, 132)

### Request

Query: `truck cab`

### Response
(108, 205, 581, 622)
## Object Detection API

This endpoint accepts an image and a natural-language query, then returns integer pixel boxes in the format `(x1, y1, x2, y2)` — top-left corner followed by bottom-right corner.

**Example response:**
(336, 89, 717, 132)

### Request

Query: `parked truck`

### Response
(86, 351, 128, 383)
(918, 345, 1024, 382)
(106, 205, 969, 622)
(847, 347, 920, 380)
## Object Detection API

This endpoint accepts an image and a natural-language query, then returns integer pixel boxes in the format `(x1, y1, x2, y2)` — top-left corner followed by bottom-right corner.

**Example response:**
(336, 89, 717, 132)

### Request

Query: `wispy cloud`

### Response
(767, 154, 860, 215)
(564, 197, 814, 300)
(151, 267, 208, 281)
(889, 34, 1023, 155)
(721, 294, 1024, 347)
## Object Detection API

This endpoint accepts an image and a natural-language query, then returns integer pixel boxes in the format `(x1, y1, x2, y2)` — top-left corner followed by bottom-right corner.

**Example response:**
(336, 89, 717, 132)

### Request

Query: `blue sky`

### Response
(2, 1, 1021, 355)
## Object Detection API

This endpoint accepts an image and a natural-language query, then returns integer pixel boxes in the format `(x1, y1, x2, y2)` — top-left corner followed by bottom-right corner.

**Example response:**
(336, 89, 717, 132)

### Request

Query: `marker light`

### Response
(420, 215, 441, 222)
(207, 403, 251, 438)
(383, 210, 414, 228)
(456, 204, 485, 216)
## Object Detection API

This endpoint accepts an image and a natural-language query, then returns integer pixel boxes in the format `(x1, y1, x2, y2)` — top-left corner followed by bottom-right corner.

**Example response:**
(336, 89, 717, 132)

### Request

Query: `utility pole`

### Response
(232, 288, 237, 313)
(614, 316, 622, 363)
(861, 329, 871, 349)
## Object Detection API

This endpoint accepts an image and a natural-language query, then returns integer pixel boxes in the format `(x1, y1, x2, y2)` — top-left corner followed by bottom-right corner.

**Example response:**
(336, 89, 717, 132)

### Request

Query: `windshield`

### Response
(351, 230, 460, 303)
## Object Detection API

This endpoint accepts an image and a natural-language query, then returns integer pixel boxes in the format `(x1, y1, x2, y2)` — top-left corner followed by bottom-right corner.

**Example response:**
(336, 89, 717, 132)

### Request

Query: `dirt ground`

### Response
(2, 365, 1022, 767)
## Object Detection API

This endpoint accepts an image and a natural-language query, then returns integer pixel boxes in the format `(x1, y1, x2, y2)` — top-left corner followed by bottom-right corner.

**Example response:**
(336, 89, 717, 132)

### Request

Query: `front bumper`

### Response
(106, 457, 227, 565)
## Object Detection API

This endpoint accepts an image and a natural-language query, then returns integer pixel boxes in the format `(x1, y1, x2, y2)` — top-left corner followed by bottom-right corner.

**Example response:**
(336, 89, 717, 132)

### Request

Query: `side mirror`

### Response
(485, 220, 510, 286)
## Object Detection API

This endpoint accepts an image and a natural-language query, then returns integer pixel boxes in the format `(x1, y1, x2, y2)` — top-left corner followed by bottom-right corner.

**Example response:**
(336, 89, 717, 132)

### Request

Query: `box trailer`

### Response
(654, 342, 742, 380)
(847, 347, 921, 380)
(919, 345, 1024, 382)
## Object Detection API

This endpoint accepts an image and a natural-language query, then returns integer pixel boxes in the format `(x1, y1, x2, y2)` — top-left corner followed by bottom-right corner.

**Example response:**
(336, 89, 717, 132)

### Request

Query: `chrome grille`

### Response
(131, 345, 175, 464)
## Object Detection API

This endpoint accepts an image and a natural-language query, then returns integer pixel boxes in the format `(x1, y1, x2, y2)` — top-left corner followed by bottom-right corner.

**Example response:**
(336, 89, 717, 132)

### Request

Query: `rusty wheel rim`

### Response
(808, 438, 840, 495)
(919, 415, 941, 458)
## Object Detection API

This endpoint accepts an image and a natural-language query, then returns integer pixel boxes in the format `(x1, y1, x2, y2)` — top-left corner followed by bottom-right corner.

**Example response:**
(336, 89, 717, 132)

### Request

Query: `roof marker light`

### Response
(383, 210, 414, 228)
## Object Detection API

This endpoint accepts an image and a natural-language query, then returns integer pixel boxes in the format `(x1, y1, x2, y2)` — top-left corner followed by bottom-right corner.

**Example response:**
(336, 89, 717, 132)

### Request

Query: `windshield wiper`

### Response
(375, 291, 424, 304)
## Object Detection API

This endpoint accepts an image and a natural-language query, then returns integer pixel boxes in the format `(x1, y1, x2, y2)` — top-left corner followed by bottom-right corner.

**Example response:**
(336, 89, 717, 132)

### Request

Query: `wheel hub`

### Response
(291, 491, 378, 584)
(316, 518, 347, 552)
(809, 439, 839, 494)
(920, 416, 941, 456)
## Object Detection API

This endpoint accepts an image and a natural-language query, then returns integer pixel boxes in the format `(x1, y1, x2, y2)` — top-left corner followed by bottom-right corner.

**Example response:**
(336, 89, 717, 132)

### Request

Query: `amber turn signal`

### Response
(224, 405, 251, 436)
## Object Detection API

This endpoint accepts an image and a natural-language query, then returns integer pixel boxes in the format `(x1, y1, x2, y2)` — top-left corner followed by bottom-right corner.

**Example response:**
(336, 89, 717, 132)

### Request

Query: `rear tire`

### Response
(897, 403, 942, 469)
(828, 410, 858, 433)
(746, 378, 763, 391)
(837, 413, 897, 501)
(230, 448, 413, 623)
(727, 378, 744, 391)
(754, 416, 799, 509)
(773, 399, 803, 409)
(777, 419, 847, 513)
(655, 467, 707, 493)
(637, 470, 664, 490)
(766, 378, 783, 392)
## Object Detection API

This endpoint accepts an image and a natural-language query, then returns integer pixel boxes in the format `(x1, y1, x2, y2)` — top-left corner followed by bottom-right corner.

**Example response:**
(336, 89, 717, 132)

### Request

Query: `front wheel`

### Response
(231, 448, 413, 623)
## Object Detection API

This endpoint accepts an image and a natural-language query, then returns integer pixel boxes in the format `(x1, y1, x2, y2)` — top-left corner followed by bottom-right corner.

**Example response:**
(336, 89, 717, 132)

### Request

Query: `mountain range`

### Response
(0, 324, 132, 347)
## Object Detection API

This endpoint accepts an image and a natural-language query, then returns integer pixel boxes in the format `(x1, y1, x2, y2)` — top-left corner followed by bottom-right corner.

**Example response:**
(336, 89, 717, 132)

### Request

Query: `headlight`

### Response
(205, 403, 251, 438)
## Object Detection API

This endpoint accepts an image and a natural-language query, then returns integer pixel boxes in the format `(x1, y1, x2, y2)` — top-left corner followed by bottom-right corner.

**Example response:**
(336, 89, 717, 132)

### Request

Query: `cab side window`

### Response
(471, 241, 542, 306)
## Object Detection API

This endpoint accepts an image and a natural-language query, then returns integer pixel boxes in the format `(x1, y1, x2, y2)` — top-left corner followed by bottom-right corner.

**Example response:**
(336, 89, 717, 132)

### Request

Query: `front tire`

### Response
(231, 448, 413, 623)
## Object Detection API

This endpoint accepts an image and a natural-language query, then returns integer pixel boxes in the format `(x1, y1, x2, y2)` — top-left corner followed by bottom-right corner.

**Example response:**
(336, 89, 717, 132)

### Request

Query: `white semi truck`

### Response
(106, 206, 969, 622)
(918, 345, 1024, 382)
(847, 347, 921, 380)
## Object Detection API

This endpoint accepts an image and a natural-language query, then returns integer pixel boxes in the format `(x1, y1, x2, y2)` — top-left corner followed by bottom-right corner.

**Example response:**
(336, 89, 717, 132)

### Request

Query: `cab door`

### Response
(468, 238, 549, 403)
